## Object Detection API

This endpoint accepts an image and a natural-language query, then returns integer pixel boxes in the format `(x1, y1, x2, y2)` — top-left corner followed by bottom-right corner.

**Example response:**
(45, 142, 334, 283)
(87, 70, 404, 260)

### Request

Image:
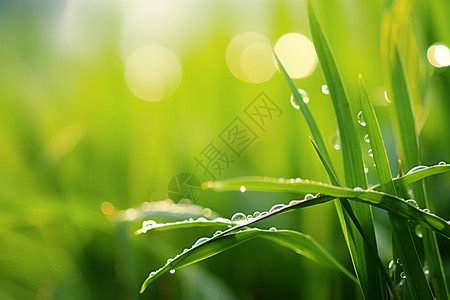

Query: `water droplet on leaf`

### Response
(357, 111, 366, 127)
(269, 204, 285, 213)
(231, 212, 247, 223)
(269, 227, 277, 232)
(290, 88, 310, 109)
(193, 237, 209, 247)
(321, 84, 329, 94)
(406, 165, 429, 175)
(368, 149, 373, 158)
(240, 185, 246, 193)
(331, 134, 341, 150)
(304, 194, 314, 200)
(415, 225, 423, 238)
(364, 134, 370, 143)
(438, 161, 446, 166)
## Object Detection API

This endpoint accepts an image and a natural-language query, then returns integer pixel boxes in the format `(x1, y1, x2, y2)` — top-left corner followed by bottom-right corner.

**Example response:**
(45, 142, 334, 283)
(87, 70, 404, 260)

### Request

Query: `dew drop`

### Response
(259, 212, 268, 218)
(304, 194, 314, 200)
(295, 177, 301, 182)
(396, 258, 401, 265)
(240, 185, 246, 193)
(400, 272, 406, 279)
(368, 149, 373, 158)
(331, 134, 341, 150)
(321, 84, 329, 95)
(149, 271, 157, 278)
(196, 217, 207, 222)
(357, 111, 366, 127)
(269, 204, 286, 213)
(422, 208, 430, 213)
(438, 161, 446, 166)
(364, 167, 369, 174)
(269, 227, 277, 232)
(231, 212, 247, 223)
(193, 237, 209, 247)
(388, 260, 395, 270)
(247, 215, 253, 219)
(166, 258, 173, 264)
(424, 269, 430, 275)
(214, 230, 223, 236)
(384, 90, 391, 103)
(253, 211, 261, 218)
(415, 225, 423, 238)
(353, 187, 364, 191)
(170, 269, 176, 274)
(364, 134, 370, 143)
(289, 200, 302, 206)
(406, 199, 419, 208)
(406, 165, 429, 175)
(290, 88, 310, 110)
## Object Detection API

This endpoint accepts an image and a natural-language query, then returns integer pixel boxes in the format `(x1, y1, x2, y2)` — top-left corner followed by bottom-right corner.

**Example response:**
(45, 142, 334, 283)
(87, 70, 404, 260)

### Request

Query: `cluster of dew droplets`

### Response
(290, 88, 310, 110)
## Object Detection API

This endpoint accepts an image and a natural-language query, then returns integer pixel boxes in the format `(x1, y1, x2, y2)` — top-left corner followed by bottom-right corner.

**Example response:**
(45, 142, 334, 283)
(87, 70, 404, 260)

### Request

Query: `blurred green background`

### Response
(1, 0, 450, 299)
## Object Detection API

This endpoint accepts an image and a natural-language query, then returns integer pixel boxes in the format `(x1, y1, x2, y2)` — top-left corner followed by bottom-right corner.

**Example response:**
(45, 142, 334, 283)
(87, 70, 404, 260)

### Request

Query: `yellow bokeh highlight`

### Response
(125, 45, 182, 101)
(274, 33, 317, 79)
(427, 44, 450, 68)
(226, 32, 275, 83)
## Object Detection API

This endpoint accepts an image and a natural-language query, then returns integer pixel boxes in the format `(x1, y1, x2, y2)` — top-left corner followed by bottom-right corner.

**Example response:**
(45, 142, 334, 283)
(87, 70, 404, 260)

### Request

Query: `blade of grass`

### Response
(139, 229, 357, 293)
(311, 138, 400, 300)
(390, 47, 449, 299)
(371, 164, 450, 191)
(307, 2, 382, 298)
(207, 177, 450, 239)
(135, 218, 239, 235)
(360, 75, 433, 300)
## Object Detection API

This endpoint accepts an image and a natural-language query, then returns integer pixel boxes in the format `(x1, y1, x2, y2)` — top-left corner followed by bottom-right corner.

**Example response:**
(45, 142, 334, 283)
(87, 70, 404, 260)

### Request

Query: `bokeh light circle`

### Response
(125, 45, 182, 101)
(226, 32, 276, 83)
(427, 44, 450, 68)
(274, 33, 317, 79)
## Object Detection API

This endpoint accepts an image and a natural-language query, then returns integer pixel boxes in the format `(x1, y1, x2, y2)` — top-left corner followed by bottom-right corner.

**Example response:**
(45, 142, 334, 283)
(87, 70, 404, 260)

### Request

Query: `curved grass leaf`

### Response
(311, 139, 400, 300)
(360, 75, 433, 299)
(135, 218, 236, 235)
(206, 177, 450, 239)
(370, 164, 450, 191)
(390, 47, 449, 299)
(116, 199, 218, 223)
(139, 229, 357, 293)
(307, 2, 382, 298)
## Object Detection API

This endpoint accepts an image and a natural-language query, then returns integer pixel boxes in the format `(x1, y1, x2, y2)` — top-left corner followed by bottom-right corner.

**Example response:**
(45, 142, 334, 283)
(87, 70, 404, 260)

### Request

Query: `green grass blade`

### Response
(390, 47, 449, 299)
(139, 229, 357, 293)
(272, 51, 335, 175)
(360, 75, 433, 300)
(116, 199, 218, 223)
(135, 218, 238, 235)
(307, 1, 366, 189)
(303, 3, 383, 298)
(370, 164, 450, 191)
(311, 138, 399, 300)
(206, 177, 450, 239)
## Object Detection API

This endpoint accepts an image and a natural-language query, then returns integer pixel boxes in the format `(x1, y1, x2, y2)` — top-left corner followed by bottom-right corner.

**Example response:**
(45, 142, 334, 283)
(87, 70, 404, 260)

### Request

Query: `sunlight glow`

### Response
(427, 44, 450, 68)
(274, 33, 317, 79)
(226, 32, 275, 83)
(125, 45, 182, 101)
